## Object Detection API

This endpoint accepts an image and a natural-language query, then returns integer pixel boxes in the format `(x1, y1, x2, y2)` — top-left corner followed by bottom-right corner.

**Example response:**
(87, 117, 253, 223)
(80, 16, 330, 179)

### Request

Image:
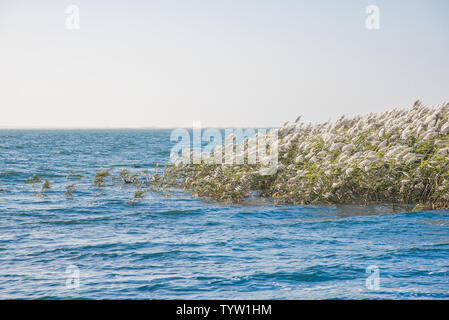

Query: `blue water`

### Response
(0, 130, 448, 299)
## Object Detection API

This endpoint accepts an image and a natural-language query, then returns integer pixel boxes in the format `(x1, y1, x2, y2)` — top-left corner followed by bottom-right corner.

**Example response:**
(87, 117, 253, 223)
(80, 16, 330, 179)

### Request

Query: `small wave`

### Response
(155, 209, 203, 216)
(130, 250, 181, 259)
(0, 171, 25, 178)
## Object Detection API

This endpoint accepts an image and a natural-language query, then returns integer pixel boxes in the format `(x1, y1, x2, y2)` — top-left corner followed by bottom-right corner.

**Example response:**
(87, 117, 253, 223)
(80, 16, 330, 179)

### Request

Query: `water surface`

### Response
(0, 130, 448, 299)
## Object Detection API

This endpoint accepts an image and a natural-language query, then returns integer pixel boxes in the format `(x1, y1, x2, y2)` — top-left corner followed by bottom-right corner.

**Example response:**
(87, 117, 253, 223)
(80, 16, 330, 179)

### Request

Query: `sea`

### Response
(0, 130, 448, 299)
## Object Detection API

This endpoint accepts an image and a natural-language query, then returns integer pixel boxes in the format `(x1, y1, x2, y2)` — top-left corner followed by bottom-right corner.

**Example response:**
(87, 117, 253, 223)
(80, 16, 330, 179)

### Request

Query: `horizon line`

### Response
(0, 125, 278, 130)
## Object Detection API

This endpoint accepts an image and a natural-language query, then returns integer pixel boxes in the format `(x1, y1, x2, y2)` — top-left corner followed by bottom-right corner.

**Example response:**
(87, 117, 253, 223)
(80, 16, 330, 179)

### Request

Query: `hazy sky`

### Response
(0, 0, 448, 128)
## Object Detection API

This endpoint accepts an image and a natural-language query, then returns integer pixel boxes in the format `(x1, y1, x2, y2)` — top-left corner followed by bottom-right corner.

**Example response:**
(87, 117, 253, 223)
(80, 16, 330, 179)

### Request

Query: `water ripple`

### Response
(1, 130, 448, 299)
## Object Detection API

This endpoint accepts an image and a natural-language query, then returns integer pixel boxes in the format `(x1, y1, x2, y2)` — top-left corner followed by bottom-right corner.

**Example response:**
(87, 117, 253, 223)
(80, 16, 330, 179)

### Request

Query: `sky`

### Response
(0, 0, 448, 128)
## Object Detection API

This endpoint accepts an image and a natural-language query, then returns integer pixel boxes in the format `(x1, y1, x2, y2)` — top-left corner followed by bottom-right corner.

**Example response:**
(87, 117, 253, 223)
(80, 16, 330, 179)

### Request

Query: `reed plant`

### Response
(162, 102, 449, 209)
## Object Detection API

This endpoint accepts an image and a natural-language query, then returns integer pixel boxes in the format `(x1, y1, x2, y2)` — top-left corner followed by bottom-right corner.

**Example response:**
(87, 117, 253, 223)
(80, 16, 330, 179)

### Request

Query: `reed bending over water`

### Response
(162, 101, 449, 210)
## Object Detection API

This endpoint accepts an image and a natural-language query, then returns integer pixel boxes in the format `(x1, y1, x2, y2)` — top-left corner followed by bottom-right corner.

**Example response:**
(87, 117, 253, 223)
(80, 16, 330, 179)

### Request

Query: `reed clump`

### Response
(26, 174, 42, 184)
(65, 183, 76, 197)
(67, 171, 85, 181)
(162, 101, 449, 209)
(128, 188, 147, 205)
(41, 179, 51, 193)
(94, 169, 111, 187)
